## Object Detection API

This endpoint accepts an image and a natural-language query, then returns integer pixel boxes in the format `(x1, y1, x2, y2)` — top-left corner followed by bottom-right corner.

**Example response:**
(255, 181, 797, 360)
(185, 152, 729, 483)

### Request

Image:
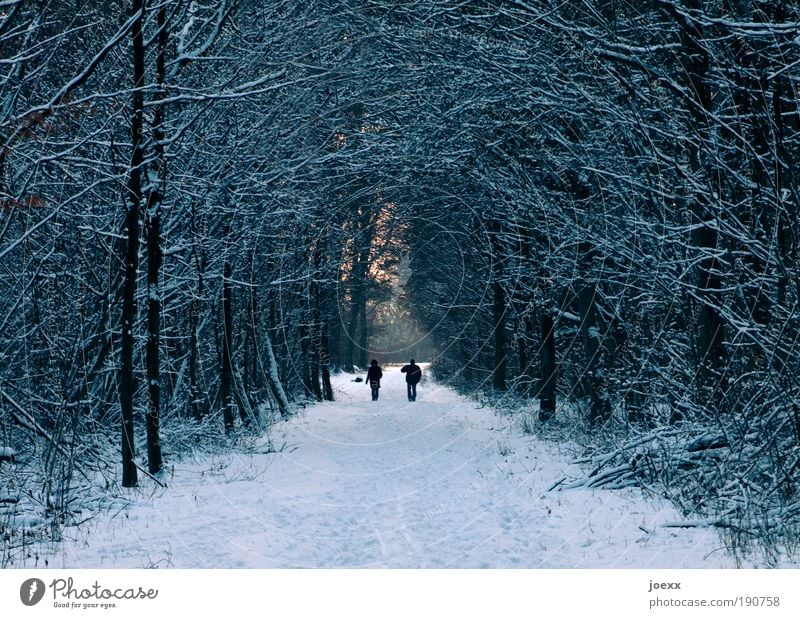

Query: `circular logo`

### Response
(20, 578, 46, 606)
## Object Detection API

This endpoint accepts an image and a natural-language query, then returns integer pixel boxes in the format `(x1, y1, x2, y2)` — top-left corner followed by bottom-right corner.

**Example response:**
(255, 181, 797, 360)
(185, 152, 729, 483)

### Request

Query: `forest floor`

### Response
(21, 367, 791, 568)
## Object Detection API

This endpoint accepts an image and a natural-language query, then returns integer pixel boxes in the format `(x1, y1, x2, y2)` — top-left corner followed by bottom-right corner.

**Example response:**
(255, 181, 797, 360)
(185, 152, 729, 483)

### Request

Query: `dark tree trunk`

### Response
(487, 218, 507, 392)
(239, 278, 260, 427)
(357, 294, 368, 369)
(119, 0, 147, 488)
(675, 0, 728, 407)
(539, 308, 556, 421)
(143, 1, 167, 475)
(308, 245, 330, 401)
(690, 221, 726, 381)
(493, 279, 507, 391)
(321, 318, 334, 401)
(188, 209, 207, 419)
(343, 291, 359, 372)
(144, 207, 162, 473)
(517, 319, 528, 391)
(299, 321, 312, 397)
(310, 323, 322, 401)
(344, 250, 368, 370)
(309, 270, 323, 401)
(120, 200, 140, 487)
(221, 260, 235, 430)
(188, 286, 204, 418)
(578, 245, 610, 426)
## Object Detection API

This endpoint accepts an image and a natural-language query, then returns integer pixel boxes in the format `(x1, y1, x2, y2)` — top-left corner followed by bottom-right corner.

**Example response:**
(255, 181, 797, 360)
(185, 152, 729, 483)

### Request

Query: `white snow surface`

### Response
(37, 368, 774, 568)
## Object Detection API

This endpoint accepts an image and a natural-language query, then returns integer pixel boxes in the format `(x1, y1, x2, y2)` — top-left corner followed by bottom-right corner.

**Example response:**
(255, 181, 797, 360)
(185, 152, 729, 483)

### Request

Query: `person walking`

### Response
(366, 359, 383, 401)
(400, 359, 422, 401)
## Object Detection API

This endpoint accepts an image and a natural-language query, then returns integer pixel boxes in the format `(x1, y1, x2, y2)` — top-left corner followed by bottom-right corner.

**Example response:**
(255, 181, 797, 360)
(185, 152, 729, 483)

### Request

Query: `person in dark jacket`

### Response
(400, 359, 422, 401)
(366, 359, 383, 401)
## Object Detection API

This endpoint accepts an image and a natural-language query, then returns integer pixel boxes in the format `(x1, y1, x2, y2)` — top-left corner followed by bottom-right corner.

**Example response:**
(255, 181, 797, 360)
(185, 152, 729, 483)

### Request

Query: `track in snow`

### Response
(40, 366, 740, 568)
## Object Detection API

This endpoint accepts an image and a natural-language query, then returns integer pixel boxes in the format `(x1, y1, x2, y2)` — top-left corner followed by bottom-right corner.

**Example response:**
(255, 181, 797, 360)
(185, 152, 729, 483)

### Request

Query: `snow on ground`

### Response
(30, 367, 776, 568)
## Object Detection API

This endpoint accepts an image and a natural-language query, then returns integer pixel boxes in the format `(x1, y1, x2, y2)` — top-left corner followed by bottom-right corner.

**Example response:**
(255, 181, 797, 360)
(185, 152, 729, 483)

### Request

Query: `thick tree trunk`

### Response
(143, 1, 167, 475)
(120, 202, 139, 488)
(344, 250, 368, 370)
(119, 0, 148, 488)
(144, 208, 162, 473)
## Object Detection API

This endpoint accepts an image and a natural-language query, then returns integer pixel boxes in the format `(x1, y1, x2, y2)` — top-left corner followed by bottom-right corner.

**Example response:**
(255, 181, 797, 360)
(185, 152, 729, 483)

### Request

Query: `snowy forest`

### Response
(2, 0, 800, 568)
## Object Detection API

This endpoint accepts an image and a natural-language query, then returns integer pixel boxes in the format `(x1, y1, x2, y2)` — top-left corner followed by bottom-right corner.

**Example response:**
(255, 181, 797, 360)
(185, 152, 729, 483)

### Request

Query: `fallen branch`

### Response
(131, 460, 168, 488)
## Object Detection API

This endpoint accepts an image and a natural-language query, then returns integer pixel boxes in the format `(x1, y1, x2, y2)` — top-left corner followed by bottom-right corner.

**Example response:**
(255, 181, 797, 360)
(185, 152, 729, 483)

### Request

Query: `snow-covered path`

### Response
(43, 368, 743, 568)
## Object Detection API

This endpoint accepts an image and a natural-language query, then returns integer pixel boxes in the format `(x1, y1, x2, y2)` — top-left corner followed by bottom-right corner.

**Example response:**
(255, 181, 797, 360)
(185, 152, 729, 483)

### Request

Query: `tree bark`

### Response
(357, 292, 368, 369)
(119, 0, 147, 488)
(188, 206, 207, 419)
(493, 279, 507, 391)
(143, 1, 167, 475)
(539, 308, 556, 421)
(221, 259, 235, 430)
(678, 1, 727, 403)
(578, 244, 610, 426)
(299, 321, 312, 397)
(321, 318, 334, 401)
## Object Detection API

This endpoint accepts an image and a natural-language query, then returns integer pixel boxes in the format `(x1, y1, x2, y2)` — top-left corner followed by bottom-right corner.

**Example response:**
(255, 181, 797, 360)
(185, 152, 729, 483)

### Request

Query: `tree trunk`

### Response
(517, 319, 528, 392)
(221, 259, 235, 430)
(309, 272, 323, 401)
(344, 255, 367, 370)
(539, 308, 556, 421)
(310, 329, 322, 401)
(119, 0, 148, 488)
(144, 206, 162, 473)
(188, 207, 207, 419)
(321, 318, 334, 401)
(343, 289, 358, 372)
(578, 244, 610, 426)
(669, 0, 727, 410)
(493, 279, 507, 391)
(487, 218, 507, 391)
(299, 321, 312, 397)
(143, 1, 167, 475)
(263, 323, 291, 419)
(246, 274, 265, 406)
(357, 293, 368, 369)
